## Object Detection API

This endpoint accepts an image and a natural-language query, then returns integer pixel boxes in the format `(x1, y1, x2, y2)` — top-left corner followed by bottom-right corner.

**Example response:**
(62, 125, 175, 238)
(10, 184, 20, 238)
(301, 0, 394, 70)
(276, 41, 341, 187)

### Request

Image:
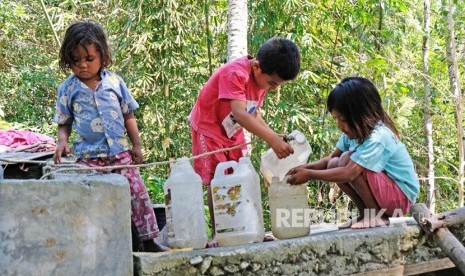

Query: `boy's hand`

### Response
(53, 141, 71, 164)
(270, 136, 294, 159)
(131, 145, 143, 164)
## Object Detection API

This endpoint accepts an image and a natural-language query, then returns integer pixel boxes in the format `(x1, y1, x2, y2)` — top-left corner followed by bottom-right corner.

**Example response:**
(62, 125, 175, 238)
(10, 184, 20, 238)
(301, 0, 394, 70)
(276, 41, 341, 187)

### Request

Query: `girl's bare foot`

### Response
(350, 216, 389, 229)
(141, 239, 169, 252)
(338, 216, 362, 229)
(263, 233, 276, 242)
(206, 237, 218, 248)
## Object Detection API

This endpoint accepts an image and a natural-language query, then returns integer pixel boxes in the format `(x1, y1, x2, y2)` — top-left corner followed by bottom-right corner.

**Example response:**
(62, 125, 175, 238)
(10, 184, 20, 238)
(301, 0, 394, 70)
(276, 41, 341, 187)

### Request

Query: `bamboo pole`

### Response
(411, 203, 465, 274)
(39, 0, 61, 48)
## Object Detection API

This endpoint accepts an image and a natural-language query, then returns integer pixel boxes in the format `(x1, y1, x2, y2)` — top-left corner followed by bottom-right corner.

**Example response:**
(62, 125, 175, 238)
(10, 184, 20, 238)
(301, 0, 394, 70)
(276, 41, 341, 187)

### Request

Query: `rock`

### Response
(190, 256, 203, 266)
(224, 264, 239, 273)
(240, 261, 249, 270)
(251, 263, 261, 271)
(209, 266, 224, 276)
(200, 256, 212, 274)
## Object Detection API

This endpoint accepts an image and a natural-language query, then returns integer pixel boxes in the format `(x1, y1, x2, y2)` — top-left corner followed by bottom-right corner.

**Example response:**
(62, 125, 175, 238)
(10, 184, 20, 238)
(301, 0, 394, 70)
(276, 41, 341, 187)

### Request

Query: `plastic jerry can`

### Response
(260, 130, 312, 184)
(268, 176, 310, 239)
(211, 157, 265, 246)
(164, 157, 207, 249)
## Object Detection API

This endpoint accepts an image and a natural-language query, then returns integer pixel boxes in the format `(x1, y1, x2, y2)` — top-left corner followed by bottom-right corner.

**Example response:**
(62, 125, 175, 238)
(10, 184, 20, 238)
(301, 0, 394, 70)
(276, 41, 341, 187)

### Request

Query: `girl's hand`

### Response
(53, 141, 71, 164)
(131, 145, 143, 164)
(288, 163, 309, 172)
(286, 167, 310, 185)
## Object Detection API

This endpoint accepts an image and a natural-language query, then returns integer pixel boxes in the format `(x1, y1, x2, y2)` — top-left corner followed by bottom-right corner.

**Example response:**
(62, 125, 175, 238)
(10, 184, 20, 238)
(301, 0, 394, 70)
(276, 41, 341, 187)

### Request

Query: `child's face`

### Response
(331, 110, 354, 138)
(251, 61, 287, 91)
(70, 44, 102, 82)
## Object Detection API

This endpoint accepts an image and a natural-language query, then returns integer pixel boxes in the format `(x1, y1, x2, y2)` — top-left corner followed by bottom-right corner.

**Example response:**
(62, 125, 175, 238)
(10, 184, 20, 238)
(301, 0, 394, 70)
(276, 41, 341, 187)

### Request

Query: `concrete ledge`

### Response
(0, 174, 133, 276)
(134, 222, 464, 275)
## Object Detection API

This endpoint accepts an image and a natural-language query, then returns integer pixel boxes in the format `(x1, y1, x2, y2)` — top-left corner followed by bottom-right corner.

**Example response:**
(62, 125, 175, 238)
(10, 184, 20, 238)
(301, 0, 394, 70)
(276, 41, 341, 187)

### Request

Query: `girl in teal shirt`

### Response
(286, 77, 419, 229)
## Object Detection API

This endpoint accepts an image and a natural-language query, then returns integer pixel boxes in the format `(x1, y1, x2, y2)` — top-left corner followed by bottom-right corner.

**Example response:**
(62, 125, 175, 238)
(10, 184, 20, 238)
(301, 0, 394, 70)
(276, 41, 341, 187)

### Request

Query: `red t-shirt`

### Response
(189, 56, 266, 145)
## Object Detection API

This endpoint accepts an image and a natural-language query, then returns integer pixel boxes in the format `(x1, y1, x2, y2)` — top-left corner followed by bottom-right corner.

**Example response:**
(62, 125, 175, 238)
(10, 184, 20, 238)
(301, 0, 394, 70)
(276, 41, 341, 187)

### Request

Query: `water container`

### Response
(268, 177, 310, 239)
(260, 130, 312, 184)
(164, 157, 207, 249)
(239, 157, 265, 237)
(211, 157, 265, 246)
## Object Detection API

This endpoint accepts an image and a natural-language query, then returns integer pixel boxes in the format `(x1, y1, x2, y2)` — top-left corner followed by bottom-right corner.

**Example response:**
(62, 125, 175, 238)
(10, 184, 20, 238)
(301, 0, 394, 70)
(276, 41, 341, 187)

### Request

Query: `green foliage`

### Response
(141, 173, 166, 204)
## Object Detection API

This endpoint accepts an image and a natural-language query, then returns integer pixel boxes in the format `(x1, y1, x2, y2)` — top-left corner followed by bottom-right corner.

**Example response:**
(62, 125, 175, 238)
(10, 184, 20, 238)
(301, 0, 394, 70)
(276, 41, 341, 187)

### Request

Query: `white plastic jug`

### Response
(164, 157, 207, 249)
(260, 130, 312, 183)
(268, 176, 310, 239)
(211, 157, 265, 246)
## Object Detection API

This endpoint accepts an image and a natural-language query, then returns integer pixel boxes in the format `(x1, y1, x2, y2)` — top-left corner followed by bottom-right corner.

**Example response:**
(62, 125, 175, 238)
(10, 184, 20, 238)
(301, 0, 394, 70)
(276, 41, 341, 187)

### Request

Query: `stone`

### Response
(239, 261, 249, 270)
(223, 264, 239, 273)
(209, 266, 224, 276)
(0, 174, 132, 276)
(133, 222, 465, 275)
(200, 256, 212, 274)
(251, 263, 261, 271)
(190, 255, 203, 265)
(300, 253, 310, 261)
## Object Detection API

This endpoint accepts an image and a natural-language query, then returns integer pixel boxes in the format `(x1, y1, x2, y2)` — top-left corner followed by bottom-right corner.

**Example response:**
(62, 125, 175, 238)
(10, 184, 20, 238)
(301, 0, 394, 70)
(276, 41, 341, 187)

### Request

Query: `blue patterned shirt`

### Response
(53, 69, 139, 158)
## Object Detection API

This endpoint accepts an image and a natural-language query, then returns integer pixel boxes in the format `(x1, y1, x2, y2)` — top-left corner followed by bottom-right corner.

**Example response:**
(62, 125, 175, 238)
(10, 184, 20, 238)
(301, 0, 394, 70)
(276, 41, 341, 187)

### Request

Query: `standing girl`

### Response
(286, 77, 419, 229)
(53, 20, 167, 251)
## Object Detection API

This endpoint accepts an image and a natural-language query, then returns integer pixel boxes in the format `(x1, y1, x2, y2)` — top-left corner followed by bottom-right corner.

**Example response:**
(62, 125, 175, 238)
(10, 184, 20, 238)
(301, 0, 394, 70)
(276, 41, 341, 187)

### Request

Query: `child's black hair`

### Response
(59, 20, 112, 72)
(256, 37, 300, 81)
(327, 77, 398, 142)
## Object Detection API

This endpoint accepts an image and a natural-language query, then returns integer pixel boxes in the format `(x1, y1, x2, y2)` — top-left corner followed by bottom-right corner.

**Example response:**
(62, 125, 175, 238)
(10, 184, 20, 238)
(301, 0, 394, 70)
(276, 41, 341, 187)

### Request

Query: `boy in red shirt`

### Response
(189, 37, 301, 246)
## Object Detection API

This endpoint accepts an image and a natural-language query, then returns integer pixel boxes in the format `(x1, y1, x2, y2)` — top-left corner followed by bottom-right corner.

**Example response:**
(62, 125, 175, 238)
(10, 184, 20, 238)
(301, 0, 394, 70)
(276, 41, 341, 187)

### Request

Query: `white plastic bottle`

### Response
(239, 157, 265, 237)
(260, 130, 312, 184)
(268, 176, 310, 239)
(164, 157, 207, 249)
(211, 157, 265, 246)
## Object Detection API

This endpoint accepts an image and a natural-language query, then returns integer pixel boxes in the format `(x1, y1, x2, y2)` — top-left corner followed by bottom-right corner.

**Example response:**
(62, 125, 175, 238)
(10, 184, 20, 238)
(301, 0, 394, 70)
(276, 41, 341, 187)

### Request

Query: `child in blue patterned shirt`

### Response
(53, 20, 167, 252)
(286, 77, 419, 229)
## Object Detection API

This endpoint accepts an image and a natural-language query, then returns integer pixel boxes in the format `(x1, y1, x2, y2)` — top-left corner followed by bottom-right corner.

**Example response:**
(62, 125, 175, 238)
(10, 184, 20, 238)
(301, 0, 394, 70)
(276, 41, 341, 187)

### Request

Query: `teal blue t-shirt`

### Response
(335, 123, 419, 203)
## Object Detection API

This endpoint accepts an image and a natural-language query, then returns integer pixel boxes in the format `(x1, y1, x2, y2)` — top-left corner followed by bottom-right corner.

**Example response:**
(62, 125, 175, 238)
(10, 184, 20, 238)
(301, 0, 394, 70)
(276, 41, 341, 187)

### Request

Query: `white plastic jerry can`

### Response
(268, 176, 310, 239)
(211, 157, 265, 247)
(260, 130, 312, 184)
(164, 157, 207, 249)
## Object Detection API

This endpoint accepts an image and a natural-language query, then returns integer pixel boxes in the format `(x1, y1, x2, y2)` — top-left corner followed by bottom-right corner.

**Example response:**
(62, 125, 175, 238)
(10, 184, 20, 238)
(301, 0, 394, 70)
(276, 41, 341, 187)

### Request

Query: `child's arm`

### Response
(230, 100, 293, 159)
(53, 124, 72, 164)
(295, 149, 343, 170)
(124, 112, 143, 164)
(253, 110, 269, 127)
(286, 152, 364, 185)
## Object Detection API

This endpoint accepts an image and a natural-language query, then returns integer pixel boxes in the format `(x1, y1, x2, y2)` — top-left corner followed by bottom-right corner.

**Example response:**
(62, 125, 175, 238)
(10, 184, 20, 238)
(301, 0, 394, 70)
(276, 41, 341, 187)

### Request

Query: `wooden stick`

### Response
(437, 206, 465, 227)
(411, 203, 465, 274)
(422, 206, 465, 232)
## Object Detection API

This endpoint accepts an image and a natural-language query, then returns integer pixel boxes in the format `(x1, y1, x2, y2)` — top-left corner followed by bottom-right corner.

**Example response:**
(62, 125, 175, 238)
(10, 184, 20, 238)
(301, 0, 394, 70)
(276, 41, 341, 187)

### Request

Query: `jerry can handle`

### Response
(213, 161, 237, 178)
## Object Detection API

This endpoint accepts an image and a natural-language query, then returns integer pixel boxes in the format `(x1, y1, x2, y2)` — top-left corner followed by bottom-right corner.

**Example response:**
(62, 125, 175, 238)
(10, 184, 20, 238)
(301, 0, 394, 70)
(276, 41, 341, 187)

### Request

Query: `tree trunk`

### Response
(227, 0, 248, 60)
(228, 0, 253, 155)
(444, 0, 464, 207)
(423, 0, 435, 211)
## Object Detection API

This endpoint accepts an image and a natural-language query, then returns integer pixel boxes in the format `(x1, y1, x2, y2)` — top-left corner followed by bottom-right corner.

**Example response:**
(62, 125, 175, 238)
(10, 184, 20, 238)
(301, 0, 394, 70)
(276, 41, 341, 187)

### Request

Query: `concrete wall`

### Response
(134, 222, 465, 276)
(0, 174, 133, 276)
